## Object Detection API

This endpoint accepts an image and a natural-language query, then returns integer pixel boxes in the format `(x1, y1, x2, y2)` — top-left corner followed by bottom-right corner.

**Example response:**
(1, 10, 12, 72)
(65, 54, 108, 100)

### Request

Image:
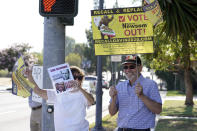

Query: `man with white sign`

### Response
(28, 65, 43, 131)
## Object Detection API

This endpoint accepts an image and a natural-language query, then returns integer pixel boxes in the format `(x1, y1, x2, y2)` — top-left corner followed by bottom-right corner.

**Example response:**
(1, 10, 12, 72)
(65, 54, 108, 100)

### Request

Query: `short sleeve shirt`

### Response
(114, 75, 162, 129)
(47, 90, 89, 131)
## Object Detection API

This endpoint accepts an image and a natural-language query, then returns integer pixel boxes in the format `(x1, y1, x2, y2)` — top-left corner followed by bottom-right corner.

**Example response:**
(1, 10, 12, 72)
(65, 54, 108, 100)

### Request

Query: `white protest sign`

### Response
(32, 66, 43, 103)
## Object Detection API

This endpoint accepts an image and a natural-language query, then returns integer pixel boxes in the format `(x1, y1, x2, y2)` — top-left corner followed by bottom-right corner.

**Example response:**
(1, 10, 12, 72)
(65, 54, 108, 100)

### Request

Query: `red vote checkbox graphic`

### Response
(119, 16, 125, 22)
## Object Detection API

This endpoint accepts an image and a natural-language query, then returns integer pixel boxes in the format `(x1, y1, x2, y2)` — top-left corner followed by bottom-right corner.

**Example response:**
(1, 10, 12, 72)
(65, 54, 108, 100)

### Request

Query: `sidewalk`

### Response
(0, 77, 12, 87)
(0, 77, 12, 92)
(154, 91, 197, 131)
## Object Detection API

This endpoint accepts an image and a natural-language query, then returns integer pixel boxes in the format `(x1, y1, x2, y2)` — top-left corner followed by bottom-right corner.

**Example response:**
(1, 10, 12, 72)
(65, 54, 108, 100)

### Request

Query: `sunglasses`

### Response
(74, 75, 83, 80)
(123, 65, 136, 70)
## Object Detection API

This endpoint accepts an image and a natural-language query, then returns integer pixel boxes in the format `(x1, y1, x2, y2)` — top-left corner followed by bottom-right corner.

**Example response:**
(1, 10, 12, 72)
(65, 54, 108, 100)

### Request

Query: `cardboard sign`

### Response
(32, 66, 43, 103)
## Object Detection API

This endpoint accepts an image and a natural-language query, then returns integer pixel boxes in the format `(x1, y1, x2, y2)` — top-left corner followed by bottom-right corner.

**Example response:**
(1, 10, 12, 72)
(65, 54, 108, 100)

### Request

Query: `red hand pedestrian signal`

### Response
(39, 0, 78, 17)
(43, 0, 56, 12)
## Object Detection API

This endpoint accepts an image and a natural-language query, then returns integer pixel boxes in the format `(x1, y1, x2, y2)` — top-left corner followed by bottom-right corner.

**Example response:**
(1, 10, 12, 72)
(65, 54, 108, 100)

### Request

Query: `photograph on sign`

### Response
(91, 7, 154, 55)
(48, 63, 74, 94)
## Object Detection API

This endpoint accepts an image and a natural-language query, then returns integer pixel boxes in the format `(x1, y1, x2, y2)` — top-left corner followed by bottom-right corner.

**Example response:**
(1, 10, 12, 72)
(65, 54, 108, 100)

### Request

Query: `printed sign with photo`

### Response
(48, 63, 74, 94)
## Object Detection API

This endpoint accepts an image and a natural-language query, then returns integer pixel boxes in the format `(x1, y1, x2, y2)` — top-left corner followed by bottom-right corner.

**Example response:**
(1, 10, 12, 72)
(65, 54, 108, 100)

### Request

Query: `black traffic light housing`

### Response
(39, 0, 78, 17)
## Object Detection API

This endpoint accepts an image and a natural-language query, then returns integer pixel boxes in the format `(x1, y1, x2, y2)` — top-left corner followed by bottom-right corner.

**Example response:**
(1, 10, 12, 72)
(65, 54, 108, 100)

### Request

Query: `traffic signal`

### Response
(39, 0, 78, 17)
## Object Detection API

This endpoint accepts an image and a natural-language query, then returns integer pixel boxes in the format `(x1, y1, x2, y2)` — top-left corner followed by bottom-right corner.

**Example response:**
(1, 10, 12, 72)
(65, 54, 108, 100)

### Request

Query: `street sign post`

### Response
(91, 0, 105, 131)
(39, 0, 79, 130)
(150, 69, 155, 80)
(111, 55, 121, 85)
(42, 17, 66, 131)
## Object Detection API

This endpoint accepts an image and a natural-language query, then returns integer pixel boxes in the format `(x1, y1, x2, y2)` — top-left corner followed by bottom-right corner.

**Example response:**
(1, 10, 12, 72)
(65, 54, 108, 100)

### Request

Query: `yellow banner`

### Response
(12, 55, 35, 98)
(143, 0, 163, 27)
(91, 7, 153, 55)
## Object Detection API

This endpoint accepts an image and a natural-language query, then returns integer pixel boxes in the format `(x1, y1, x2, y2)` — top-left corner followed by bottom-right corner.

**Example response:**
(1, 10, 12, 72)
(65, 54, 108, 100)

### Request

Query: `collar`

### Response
(125, 74, 144, 86)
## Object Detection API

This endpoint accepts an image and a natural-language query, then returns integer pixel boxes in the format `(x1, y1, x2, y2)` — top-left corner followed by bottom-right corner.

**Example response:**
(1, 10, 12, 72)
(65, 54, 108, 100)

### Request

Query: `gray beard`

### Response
(125, 73, 136, 81)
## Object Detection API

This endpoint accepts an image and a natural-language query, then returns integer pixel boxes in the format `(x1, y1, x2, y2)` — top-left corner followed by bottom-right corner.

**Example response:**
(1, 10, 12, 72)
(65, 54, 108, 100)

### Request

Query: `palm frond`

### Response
(158, 0, 197, 41)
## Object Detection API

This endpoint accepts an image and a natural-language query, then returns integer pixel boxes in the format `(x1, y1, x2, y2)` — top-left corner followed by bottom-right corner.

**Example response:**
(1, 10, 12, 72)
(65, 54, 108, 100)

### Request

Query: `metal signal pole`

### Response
(42, 17, 65, 131)
(92, 0, 105, 130)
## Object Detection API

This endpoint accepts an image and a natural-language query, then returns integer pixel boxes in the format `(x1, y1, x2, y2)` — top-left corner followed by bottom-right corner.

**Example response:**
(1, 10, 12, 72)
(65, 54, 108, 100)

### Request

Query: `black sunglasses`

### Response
(74, 75, 83, 80)
(123, 65, 136, 70)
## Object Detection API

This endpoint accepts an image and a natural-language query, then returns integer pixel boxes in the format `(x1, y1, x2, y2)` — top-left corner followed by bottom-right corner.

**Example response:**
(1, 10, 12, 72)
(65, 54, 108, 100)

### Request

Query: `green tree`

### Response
(73, 43, 86, 58)
(0, 43, 31, 72)
(31, 52, 43, 65)
(65, 53, 82, 67)
(84, 29, 97, 73)
(84, 29, 111, 74)
(65, 36, 75, 57)
(160, 0, 197, 106)
(143, 0, 197, 106)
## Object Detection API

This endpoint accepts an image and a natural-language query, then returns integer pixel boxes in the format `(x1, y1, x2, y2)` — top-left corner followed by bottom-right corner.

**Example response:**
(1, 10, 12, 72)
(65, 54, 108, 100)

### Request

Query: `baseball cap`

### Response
(122, 55, 141, 65)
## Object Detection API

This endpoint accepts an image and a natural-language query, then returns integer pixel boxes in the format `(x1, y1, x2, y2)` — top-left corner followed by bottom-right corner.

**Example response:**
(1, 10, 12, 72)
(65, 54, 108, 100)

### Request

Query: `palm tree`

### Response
(158, 0, 197, 106)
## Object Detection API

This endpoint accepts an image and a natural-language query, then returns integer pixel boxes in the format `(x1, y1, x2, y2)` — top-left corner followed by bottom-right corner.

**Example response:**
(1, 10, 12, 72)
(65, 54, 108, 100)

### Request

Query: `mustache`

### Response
(125, 72, 136, 75)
